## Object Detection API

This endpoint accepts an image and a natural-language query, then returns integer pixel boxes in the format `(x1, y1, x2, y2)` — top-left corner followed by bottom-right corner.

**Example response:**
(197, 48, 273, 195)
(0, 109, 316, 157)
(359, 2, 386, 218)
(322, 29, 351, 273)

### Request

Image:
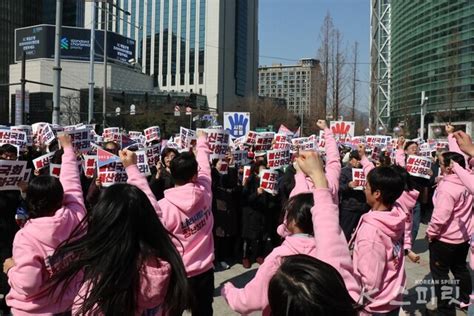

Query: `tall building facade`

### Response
(85, 0, 258, 112)
(370, 0, 391, 131)
(258, 58, 323, 116)
(389, 1, 474, 130)
(0, 0, 42, 124)
(42, 0, 85, 27)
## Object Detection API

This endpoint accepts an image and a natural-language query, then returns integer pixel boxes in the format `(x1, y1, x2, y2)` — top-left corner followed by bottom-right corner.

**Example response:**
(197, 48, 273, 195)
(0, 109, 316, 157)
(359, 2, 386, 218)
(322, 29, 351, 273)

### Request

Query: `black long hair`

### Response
(268, 254, 360, 316)
(26, 176, 64, 219)
(284, 193, 314, 235)
(49, 183, 191, 315)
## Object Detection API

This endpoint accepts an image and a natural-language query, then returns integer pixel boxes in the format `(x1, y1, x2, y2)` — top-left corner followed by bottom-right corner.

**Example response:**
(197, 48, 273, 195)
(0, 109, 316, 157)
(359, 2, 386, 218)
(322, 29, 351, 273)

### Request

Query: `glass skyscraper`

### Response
(390, 0, 474, 129)
(86, 0, 259, 112)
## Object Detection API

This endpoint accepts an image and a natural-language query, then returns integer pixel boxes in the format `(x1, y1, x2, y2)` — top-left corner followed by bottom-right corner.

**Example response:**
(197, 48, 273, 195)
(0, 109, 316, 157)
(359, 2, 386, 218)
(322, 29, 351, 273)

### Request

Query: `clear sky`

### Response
(259, 0, 371, 112)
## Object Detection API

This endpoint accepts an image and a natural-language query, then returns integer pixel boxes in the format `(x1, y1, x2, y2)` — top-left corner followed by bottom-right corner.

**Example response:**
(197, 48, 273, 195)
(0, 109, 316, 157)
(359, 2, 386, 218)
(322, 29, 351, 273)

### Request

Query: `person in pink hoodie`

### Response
(221, 192, 318, 315)
(46, 149, 191, 315)
(277, 119, 341, 238)
(350, 144, 410, 315)
(3, 134, 86, 315)
(154, 131, 215, 316)
(426, 151, 473, 314)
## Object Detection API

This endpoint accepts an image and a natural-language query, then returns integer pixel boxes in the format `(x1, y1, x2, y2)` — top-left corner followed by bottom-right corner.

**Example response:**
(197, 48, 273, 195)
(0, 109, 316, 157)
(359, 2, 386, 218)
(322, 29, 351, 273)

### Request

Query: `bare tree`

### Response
(60, 94, 81, 125)
(351, 41, 359, 121)
(317, 12, 334, 120)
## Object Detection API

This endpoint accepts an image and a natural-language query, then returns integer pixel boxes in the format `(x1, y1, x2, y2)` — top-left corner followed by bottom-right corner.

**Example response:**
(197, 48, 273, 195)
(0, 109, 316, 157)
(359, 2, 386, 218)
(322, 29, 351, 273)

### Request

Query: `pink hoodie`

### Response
(427, 173, 473, 244)
(452, 163, 474, 195)
(156, 136, 214, 277)
(352, 156, 408, 313)
(448, 134, 470, 165)
(72, 257, 171, 316)
(222, 235, 317, 315)
(6, 146, 86, 316)
(223, 188, 362, 315)
(395, 148, 406, 167)
(278, 128, 340, 237)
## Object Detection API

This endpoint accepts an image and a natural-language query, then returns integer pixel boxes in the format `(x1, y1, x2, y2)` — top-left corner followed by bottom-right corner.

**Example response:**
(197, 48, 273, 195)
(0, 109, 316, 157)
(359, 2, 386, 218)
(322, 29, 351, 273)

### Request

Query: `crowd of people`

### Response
(0, 119, 473, 315)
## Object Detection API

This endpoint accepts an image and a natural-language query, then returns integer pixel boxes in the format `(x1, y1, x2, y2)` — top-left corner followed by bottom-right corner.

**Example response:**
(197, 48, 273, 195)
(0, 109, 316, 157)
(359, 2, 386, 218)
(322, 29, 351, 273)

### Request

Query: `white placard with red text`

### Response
(98, 162, 128, 187)
(0, 160, 27, 190)
(179, 127, 196, 149)
(267, 149, 291, 170)
(0, 129, 27, 149)
(254, 132, 275, 151)
(204, 128, 230, 160)
(50, 163, 62, 178)
(11, 126, 33, 146)
(259, 169, 279, 195)
(406, 155, 432, 179)
(144, 126, 161, 142)
(365, 135, 392, 149)
(32, 151, 56, 170)
(102, 128, 120, 143)
(145, 143, 161, 167)
(232, 150, 250, 166)
(65, 129, 93, 153)
(352, 168, 366, 190)
(135, 150, 151, 176)
(82, 155, 96, 178)
(242, 166, 252, 185)
(330, 121, 355, 141)
(273, 134, 291, 150)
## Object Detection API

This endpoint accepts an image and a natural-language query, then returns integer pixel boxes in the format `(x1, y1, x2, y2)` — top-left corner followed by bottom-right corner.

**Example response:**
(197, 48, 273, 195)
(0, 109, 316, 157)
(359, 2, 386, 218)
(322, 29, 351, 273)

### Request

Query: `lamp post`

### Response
(420, 91, 428, 140)
(52, 0, 63, 124)
(88, 0, 96, 124)
(100, 2, 131, 130)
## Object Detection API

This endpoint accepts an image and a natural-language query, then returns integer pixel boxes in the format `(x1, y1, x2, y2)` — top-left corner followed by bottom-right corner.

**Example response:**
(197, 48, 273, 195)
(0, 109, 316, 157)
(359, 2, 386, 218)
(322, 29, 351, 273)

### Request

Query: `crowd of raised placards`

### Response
(0, 120, 473, 315)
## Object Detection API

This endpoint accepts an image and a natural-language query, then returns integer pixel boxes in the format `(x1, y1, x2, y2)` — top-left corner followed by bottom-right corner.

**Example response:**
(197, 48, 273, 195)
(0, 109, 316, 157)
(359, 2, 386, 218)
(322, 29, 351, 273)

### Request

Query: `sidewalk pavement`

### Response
(203, 224, 470, 315)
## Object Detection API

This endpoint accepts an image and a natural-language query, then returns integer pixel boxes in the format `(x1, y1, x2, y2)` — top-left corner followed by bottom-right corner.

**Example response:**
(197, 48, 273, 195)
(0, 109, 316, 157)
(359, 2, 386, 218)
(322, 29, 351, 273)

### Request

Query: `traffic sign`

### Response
(174, 105, 180, 117)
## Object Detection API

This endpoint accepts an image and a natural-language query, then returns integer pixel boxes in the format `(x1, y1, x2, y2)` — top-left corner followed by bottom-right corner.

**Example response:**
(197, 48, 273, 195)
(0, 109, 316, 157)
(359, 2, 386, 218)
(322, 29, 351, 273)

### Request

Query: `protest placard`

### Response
(102, 127, 120, 142)
(136, 150, 151, 176)
(254, 132, 275, 151)
(232, 150, 250, 166)
(0, 129, 27, 148)
(0, 160, 27, 191)
(179, 127, 196, 149)
(50, 163, 62, 178)
(82, 155, 96, 178)
(244, 131, 258, 146)
(406, 155, 432, 179)
(273, 134, 291, 150)
(217, 161, 229, 175)
(129, 131, 143, 139)
(65, 129, 93, 153)
(365, 135, 392, 149)
(98, 162, 127, 187)
(291, 135, 318, 152)
(145, 143, 161, 167)
(419, 143, 432, 157)
(144, 126, 161, 142)
(205, 128, 229, 160)
(32, 151, 56, 170)
(330, 121, 355, 141)
(351, 168, 366, 190)
(242, 166, 252, 185)
(267, 149, 291, 170)
(259, 169, 279, 195)
(39, 124, 56, 145)
(11, 126, 33, 146)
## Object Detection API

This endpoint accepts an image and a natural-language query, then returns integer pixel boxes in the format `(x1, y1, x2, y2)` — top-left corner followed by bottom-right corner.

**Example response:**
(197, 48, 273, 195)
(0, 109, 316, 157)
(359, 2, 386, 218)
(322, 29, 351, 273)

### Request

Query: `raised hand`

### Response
(119, 149, 137, 168)
(316, 119, 328, 130)
(196, 130, 208, 139)
(296, 151, 328, 189)
(453, 131, 474, 157)
(57, 133, 72, 149)
(445, 124, 455, 135)
(397, 136, 405, 150)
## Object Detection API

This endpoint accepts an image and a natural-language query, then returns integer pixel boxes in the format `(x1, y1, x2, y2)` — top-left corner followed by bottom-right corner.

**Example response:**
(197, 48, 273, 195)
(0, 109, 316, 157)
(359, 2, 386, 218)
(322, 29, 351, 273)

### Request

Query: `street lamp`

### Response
(420, 91, 428, 140)
(97, 2, 131, 130)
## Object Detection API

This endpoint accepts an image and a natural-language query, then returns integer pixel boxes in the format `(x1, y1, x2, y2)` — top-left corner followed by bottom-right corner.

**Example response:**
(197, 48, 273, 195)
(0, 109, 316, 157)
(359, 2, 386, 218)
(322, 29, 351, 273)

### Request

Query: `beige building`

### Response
(258, 58, 323, 116)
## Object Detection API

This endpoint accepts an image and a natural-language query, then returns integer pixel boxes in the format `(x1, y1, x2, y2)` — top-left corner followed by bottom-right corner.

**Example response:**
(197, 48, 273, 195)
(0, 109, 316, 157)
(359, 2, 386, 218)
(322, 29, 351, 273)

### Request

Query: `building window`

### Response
(198, 0, 206, 84)
(234, 0, 248, 96)
(189, 0, 196, 85)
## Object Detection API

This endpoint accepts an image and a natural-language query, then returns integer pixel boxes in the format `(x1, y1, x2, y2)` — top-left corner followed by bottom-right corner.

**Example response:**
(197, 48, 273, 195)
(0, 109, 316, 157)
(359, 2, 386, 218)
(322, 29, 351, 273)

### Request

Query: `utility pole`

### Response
(52, 0, 63, 124)
(20, 52, 26, 125)
(102, 2, 108, 130)
(88, 0, 96, 123)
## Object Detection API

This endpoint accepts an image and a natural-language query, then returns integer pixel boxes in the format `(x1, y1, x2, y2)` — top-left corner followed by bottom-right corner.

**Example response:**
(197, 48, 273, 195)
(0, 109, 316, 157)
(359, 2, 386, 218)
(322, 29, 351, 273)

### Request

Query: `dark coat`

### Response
(211, 167, 240, 237)
(149, 168, 175, 201)
(338, 165, 370, 241)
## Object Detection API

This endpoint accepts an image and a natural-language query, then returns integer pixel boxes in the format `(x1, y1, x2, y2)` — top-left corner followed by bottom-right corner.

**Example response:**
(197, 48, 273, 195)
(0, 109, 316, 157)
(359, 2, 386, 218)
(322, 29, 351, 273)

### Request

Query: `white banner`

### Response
(259, 169, 279, 195)
(267, 149, 291, 170)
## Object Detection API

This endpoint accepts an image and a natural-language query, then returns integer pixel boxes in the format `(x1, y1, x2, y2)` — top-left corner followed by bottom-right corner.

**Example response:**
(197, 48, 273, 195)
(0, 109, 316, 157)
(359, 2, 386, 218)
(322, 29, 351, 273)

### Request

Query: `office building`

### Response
(258, 58, 323, 116)
(371, 0, 474, 133)
(0, 0, 42, 124)
(85, 0, 259, 112)
(42, 0, 85, 27)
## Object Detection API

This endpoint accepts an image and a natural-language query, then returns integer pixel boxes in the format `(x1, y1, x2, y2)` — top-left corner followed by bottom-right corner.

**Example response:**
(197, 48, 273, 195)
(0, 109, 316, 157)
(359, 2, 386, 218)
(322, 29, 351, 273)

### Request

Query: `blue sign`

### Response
(224, 112, 250, 138)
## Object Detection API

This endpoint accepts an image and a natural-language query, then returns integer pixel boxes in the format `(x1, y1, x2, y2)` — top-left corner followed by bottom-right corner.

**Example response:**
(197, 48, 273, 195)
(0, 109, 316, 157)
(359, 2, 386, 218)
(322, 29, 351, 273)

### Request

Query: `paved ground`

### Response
(204, 224, 471, 316)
